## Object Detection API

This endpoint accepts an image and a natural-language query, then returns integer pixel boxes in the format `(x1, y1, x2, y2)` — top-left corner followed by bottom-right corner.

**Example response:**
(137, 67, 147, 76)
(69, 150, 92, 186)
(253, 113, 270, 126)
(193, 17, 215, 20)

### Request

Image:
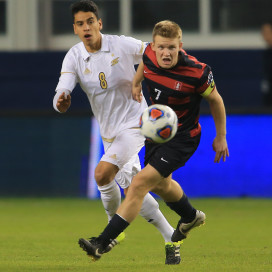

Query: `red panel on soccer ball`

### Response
(150, 109, 163, 121)
(159, 127, 171, 139)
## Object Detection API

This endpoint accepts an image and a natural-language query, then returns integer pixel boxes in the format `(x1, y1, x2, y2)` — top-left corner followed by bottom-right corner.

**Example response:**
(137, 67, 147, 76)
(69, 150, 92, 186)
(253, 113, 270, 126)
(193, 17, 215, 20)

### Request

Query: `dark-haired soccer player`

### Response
(53, 1, 182, 265)
(78, 19, 229, 263)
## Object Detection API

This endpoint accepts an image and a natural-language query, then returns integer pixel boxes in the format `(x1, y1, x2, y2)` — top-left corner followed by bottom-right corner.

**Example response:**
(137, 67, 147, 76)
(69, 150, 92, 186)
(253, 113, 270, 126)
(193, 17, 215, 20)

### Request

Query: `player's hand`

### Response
(56, 92, 71, 113)
(132, 83, 143, 103)
(212, 135, 229, 163)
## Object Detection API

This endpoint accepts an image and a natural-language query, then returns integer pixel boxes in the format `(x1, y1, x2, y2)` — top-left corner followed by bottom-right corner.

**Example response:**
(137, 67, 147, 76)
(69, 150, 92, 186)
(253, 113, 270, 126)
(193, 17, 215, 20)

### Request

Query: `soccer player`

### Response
(80, 20, 229, 262)
(53, 1, 181, 264)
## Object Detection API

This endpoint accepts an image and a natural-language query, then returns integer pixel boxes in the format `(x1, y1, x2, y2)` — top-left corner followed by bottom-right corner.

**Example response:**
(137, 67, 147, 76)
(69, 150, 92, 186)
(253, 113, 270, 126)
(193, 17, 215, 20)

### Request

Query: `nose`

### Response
(83, 23, 90, 31)
(163, 49, 170, 56)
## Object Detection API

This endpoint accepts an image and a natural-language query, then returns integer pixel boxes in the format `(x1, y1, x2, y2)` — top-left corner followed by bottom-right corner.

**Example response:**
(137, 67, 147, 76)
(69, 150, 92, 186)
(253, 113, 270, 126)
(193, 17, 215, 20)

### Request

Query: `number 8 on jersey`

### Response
(99, 72, 108, 89)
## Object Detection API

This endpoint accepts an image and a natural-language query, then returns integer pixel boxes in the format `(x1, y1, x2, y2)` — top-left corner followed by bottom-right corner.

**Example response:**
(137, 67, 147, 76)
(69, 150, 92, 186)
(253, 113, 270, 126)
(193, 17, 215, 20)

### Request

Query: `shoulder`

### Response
(180, 49, 211, 78)
(181, 49, 206, 69)
(64, 42, 84, 60)
(105, 34, 144, 52)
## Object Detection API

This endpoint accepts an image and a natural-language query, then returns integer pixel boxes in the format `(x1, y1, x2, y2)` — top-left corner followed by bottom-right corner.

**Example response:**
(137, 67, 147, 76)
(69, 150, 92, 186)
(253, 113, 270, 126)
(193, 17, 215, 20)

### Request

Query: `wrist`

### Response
(216, 133, 226, 139)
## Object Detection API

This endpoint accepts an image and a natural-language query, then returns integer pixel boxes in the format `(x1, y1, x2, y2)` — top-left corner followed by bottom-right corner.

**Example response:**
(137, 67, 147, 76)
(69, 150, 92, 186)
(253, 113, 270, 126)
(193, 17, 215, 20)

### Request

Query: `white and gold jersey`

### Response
(55, 34, 148, 139)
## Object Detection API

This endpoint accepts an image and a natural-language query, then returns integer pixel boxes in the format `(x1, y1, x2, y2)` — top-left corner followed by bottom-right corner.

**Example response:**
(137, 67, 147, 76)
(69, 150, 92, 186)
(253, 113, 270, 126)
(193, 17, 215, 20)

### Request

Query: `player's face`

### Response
(151, 35, 182, 69)
(73, 11, 102, 52)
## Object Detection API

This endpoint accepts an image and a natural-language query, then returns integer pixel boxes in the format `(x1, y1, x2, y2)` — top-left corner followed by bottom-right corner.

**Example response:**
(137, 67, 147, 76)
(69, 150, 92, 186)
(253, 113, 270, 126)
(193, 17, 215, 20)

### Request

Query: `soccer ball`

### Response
(140, 104, 178, 143)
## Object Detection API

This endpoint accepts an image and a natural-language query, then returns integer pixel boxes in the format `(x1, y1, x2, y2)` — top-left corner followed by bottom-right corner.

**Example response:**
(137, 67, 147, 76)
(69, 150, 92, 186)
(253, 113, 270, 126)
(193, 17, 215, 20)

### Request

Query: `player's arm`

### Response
(132, 61, 144, 103)
(53, 50, 77, 113)
(204, 87, 229, 163)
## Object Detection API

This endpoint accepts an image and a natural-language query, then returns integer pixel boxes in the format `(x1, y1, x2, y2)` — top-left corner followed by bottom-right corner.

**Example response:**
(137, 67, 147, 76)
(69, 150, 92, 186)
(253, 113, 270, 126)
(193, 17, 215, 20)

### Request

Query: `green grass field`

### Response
(0, 198, 271, 272)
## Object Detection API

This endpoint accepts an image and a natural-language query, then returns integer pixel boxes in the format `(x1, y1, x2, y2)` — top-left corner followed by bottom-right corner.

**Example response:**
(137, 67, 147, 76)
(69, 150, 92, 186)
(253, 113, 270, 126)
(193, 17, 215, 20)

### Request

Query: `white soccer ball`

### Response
(140, 104, 178, 143)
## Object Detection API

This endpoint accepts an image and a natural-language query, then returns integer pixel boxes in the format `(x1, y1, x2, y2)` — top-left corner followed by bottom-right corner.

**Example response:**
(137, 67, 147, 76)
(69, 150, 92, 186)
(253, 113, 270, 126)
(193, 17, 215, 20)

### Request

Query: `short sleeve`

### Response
(119, 35, 148, 65)
(196, 65, 216, 97)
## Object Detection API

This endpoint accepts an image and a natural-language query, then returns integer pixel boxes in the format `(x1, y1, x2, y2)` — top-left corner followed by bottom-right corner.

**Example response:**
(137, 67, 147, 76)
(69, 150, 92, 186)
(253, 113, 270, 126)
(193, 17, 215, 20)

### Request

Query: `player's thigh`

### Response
(115, 153, 141, 189)
(101, 128, 144, 169)
(131, 163, 164, 194)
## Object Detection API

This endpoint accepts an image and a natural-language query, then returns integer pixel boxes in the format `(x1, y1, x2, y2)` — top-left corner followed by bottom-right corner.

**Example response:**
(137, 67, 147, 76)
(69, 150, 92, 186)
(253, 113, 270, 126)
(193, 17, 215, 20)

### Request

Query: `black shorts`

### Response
(144, 130, 201, 177)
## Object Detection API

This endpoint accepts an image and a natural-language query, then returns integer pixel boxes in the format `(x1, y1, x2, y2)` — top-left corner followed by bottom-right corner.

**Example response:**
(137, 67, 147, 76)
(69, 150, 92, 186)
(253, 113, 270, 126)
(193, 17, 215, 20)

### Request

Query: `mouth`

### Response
(162, 57, 172, 65)
(84, 34, 92, 40)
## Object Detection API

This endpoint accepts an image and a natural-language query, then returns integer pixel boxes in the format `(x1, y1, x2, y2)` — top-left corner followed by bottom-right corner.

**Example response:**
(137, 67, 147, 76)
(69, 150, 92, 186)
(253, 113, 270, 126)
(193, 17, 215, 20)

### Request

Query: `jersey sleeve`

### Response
(55, 50, 78, 92)
(196, 65, 216, 97)
(119, 35, 148, 65)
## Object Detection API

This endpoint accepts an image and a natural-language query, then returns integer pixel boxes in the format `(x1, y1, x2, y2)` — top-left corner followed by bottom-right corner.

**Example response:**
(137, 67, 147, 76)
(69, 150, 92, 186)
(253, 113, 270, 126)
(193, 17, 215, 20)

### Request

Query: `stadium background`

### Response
(0, 0, 271, 198)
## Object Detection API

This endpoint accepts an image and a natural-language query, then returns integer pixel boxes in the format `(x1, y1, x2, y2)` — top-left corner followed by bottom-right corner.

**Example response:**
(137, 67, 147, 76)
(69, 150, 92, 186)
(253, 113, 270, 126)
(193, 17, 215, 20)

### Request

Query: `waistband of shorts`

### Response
(101, 127, 140, 143)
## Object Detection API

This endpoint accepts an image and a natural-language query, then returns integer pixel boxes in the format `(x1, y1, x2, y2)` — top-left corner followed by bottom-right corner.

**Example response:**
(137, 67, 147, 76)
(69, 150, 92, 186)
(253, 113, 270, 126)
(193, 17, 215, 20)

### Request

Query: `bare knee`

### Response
(152, 177, 172, 196)
(94, 163, 118, 186)
(95, 169, 109, 186)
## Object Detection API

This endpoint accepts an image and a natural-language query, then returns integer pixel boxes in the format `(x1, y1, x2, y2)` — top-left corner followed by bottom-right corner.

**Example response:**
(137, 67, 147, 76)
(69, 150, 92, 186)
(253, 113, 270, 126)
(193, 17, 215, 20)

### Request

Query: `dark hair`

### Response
(71, 0, 99, 20)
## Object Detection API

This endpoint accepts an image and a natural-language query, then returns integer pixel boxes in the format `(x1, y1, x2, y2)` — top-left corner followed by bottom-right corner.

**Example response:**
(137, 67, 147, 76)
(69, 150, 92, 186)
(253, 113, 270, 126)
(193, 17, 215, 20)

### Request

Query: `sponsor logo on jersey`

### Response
(207, 71, 213, 85)
(111, 57, 119, 66)
(84, 68, 91, 74)
(174, 81, 182, 91)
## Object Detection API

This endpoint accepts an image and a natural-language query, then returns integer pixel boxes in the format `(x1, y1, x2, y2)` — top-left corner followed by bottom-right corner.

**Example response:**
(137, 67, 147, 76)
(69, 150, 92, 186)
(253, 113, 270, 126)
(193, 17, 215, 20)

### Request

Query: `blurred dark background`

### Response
(0, 0, 271, 197)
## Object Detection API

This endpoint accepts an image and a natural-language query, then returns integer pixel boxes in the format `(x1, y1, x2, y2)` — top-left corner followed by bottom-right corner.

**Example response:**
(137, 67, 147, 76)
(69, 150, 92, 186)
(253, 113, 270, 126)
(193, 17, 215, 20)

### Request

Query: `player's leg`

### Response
(78, 163, 192, 262)
(116, 155, 181, 264)
(145, 131, 206, 241)
(78, 163, 164, 261)
(78, 129, 144, 259)
(96, 130, 143, 223)
(151, 177, 205, 241)
(95, 139, 121, 223)
(117, 154, 174, 242)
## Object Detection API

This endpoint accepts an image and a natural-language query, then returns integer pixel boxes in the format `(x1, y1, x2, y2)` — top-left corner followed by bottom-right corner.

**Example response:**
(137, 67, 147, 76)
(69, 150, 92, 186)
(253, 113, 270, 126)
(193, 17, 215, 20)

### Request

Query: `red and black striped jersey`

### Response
(143, 44, 216, 137)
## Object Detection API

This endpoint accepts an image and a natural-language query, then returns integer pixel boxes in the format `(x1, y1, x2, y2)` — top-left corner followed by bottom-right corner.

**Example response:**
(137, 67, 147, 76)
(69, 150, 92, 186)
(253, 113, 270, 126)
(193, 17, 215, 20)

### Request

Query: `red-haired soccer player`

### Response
(80, 20, 229, 263)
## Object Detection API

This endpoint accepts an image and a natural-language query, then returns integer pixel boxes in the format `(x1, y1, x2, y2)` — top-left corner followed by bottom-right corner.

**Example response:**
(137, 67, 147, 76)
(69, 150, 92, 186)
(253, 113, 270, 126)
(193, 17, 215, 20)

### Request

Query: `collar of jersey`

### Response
(81, 33, 110, 61)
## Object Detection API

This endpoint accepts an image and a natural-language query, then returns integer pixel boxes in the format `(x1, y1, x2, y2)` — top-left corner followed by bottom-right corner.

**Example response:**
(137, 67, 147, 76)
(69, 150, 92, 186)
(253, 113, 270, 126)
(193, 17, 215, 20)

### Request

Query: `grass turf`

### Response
(0, 198, 271, 272)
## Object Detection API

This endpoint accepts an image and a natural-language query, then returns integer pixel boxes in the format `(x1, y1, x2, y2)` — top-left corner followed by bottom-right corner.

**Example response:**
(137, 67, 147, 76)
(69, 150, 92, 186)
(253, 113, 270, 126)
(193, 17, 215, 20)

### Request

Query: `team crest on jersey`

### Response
(207, 71, 213, 85)
(111, 57, 119, 66)
(174, 81, 182, 91)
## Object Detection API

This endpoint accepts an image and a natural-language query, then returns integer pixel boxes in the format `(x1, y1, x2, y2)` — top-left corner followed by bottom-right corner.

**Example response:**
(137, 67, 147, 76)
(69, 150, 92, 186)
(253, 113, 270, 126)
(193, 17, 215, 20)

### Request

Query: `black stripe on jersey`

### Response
(144, 77, 191, 99)
(143, 54, 200, 86)
(145, 78, 200, 111)
(179, 51, 202, 69)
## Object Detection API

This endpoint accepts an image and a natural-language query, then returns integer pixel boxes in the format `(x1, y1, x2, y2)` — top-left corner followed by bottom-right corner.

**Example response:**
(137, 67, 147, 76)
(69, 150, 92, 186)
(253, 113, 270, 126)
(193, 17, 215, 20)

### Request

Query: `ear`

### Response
(73, 24, 77, 35)
(179, 42, 183, 50)
(151, 42, 155, 51)
(98, 18, 103, 31)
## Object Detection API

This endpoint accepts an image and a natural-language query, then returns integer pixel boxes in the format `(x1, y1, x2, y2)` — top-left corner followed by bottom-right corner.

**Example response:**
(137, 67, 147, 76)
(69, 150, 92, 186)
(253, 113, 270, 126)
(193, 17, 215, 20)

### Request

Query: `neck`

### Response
(85, 34, 102, 53)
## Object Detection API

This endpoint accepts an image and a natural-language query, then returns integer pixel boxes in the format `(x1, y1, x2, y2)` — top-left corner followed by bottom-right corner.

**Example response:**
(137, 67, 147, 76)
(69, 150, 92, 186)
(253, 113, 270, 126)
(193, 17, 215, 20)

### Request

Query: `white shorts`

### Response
(101, 128, 145, 189)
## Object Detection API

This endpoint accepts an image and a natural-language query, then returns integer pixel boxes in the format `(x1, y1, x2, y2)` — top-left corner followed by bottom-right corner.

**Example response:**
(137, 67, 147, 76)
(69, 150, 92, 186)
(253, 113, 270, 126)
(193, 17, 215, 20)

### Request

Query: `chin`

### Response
(159, 64, 172, 69)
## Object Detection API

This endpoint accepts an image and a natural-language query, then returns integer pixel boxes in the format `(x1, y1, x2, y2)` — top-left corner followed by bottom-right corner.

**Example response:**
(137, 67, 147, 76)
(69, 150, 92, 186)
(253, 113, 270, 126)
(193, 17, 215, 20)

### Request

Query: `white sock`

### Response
(98, 180, 121, 222)
(140, 193, 174, 243)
